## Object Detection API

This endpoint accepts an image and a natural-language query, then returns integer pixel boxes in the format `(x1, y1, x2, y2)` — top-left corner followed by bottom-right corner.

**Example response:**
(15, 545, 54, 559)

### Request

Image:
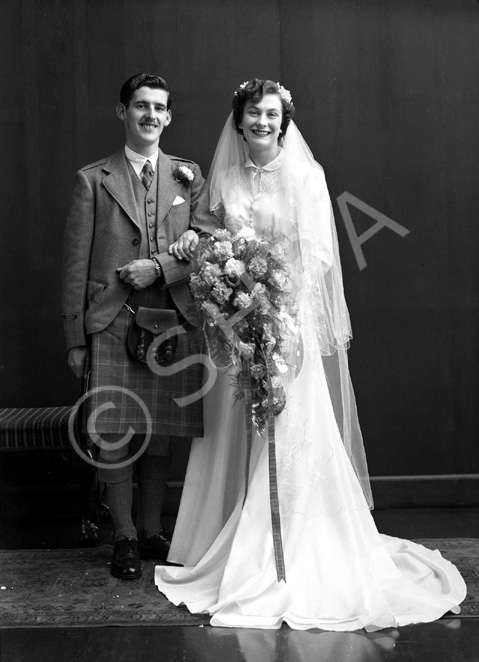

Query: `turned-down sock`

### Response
(135, 455, 171, 539)
(104, 476, 136, 541)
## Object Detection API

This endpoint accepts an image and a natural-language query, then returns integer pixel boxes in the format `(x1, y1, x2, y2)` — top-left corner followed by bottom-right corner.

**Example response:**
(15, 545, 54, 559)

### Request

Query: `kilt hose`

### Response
(86, 284, 204, 461)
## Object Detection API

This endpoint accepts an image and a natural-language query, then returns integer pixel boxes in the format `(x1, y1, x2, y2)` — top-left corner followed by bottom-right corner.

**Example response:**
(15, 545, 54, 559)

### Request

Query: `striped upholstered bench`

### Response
(0, 406, 73, 451)
(0, 406, 107, 540)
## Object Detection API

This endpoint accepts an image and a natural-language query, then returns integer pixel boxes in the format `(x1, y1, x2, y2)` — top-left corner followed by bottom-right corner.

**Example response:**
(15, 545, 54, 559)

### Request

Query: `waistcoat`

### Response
(127, 161, 174, 309)
(128, 161, 160, 260)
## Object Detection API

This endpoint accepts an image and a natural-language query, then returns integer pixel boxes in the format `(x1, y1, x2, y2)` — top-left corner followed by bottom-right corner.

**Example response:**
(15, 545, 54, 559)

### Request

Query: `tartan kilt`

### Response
(87, 286, 204, 438)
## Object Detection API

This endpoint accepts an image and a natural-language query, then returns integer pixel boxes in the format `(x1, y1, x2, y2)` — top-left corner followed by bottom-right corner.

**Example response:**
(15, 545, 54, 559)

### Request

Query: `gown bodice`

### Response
(217, 151, 290, 236)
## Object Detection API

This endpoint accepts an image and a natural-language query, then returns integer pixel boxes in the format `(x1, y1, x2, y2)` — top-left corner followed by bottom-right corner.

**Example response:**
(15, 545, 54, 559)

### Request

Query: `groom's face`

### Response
(117, 86, 172, 155)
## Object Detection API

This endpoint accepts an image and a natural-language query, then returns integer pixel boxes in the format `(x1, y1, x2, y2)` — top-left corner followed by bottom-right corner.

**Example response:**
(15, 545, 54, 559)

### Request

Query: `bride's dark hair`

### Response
(232, 78, 295, 139)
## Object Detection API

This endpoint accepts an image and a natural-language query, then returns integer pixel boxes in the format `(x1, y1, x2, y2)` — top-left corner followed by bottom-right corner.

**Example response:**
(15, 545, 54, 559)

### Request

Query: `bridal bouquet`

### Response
(190, 226, 295, 431)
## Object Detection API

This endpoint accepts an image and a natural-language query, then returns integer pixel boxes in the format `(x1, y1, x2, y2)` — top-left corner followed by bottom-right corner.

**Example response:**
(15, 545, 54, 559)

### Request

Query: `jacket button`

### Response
(132, 238, 139, 246)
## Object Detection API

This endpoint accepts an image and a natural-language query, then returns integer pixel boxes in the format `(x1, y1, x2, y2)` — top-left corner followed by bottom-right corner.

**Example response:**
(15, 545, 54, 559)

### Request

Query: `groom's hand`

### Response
(68, 346, 90, 379)
(169, 230, 199, 261)
(117, 259, 157, 289)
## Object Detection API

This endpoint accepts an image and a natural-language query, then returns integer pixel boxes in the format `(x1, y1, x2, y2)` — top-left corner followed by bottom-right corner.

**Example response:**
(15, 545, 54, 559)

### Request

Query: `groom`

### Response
(62, 73, 205, 580)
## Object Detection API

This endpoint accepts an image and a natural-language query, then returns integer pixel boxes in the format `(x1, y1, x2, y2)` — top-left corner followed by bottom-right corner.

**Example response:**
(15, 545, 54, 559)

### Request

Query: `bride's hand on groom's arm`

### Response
(169, 230, 199, 261)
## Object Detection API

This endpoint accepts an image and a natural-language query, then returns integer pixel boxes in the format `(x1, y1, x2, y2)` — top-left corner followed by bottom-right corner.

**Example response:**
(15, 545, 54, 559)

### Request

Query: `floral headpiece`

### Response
(276, 83, 292, 104)
(234, 81, 249, 96)
(234, 80, 292, 104)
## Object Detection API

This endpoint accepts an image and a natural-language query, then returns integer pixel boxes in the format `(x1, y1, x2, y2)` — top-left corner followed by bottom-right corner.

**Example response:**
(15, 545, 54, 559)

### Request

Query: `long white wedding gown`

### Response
(155, 150, 466, 631)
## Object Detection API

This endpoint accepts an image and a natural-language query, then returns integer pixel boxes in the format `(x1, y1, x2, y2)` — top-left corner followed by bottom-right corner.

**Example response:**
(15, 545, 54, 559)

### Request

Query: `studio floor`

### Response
(1, 492, 479, 662)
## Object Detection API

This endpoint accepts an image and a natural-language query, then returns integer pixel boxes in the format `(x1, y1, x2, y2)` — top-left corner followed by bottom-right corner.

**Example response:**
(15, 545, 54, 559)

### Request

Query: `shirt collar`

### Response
(244, 148, 284, 172)
(124, 145, 159, 177)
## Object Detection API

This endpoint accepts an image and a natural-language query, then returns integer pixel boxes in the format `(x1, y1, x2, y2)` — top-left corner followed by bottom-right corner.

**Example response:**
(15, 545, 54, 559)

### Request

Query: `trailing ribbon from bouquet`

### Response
(242, 359, 253, 507)
(241, 353, 286, 582)
(266, 354, 286, 582)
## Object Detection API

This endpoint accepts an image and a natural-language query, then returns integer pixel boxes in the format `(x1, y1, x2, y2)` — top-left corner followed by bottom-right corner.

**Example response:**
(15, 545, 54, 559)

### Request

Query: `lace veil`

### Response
(205, 113, 373, 509)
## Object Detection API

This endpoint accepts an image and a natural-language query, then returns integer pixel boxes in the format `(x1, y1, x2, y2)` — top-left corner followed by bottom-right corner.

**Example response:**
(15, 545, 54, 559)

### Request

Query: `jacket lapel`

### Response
(156, 150, 182, 225)
(102, 150, 140, 229)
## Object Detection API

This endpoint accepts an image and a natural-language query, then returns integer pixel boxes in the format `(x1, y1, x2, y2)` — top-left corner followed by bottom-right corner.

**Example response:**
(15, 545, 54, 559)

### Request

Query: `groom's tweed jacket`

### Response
(62, 148, 208, 436)
(62, 149, 205, 350)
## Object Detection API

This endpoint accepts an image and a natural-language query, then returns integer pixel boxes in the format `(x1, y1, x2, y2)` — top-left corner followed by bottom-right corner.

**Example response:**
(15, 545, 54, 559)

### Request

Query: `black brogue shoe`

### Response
(111, 537, 142, 580)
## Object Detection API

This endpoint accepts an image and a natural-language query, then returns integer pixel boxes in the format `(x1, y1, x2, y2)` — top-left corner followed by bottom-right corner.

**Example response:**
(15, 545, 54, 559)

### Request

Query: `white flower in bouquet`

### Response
(269, 243, 285, 260)
(224, 258, 246, 277)
(233, 291, 253, 309)
(202, 263, 223, 286)
(250, 282, 270, 313)
(213, 228, 232, 242)
(248, 255, 268, 278)
(213, 240, 234, 260)
(268, 270, 288, 289)
(236, 226, 256, 241)
(251, 282, 267, 298)
(212, 282, 233, 305)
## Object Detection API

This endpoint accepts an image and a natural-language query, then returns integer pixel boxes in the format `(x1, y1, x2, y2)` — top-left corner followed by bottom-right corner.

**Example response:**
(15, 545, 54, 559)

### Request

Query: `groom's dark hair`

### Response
(120, 73, 171, 110)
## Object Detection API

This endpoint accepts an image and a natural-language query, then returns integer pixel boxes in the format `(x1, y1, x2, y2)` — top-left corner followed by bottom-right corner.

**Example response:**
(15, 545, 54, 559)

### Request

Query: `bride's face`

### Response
(239, 93, 283, 152)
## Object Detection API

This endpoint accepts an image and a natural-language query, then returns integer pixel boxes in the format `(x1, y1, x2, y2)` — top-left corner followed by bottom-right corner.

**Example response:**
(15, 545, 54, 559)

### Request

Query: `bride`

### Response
(155, 78, 466, 631)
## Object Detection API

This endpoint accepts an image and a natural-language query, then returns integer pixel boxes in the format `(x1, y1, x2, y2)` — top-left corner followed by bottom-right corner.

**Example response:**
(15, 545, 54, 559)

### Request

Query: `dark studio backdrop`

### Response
(0, 0, 478, 508)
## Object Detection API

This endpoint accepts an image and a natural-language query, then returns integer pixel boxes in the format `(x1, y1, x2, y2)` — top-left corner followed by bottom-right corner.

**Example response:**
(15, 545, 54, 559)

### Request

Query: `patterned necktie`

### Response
(141, 160, 154, 190)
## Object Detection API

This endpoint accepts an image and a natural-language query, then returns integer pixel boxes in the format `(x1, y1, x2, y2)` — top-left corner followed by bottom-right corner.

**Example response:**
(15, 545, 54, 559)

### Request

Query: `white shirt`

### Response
(124, 145, 159, 179)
